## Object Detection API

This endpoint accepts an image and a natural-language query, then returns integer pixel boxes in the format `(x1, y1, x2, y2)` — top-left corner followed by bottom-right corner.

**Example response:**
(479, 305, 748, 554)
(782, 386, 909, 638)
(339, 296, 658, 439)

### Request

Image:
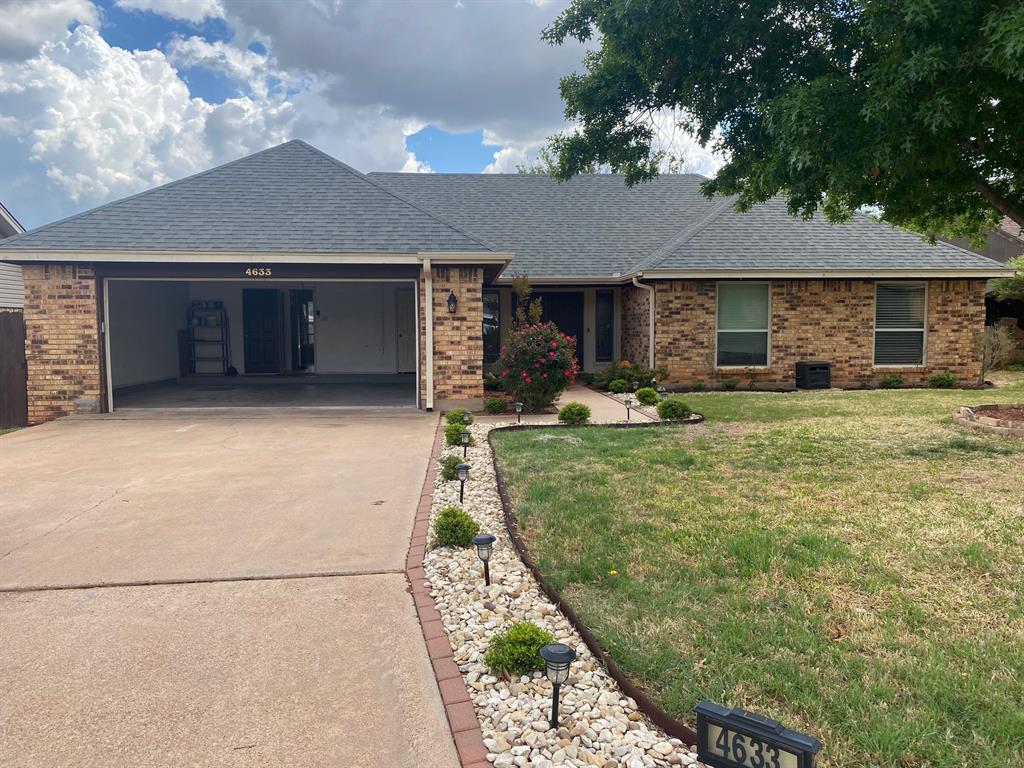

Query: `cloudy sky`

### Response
(0, 0, 720, 230)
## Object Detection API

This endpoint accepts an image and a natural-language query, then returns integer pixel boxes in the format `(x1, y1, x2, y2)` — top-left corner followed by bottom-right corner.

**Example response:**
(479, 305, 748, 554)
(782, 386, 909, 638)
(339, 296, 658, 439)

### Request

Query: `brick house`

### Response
(0, 140, 1012, 424)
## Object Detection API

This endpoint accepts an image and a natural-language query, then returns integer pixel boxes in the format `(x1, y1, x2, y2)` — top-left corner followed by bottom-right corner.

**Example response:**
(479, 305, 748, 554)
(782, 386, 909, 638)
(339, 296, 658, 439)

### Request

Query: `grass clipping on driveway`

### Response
(492, 382, 1024, 768)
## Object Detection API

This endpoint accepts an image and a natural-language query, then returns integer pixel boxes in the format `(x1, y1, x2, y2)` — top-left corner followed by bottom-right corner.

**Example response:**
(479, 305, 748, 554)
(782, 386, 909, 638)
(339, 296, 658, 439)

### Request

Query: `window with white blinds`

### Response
(716, 283, 770, 366)
(874, 283, 926, 365)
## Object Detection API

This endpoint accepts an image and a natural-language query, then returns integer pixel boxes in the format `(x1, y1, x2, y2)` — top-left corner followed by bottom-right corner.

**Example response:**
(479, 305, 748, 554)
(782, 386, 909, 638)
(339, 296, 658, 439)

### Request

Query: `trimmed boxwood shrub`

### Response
(635, 387, 659, 406)
(929, 372, 958, 389)
(722, 378, 740, 391)
(557, 402, 591, 424)
(433, 506, 479, 548)
(444, 422, 473, 447)
(445, 408, 474, 426)
(608, 378, 629, 394)
(878, 374, 905, 389)
(439, 453, 462, 481)
(657, 396, 692, 421)
(484, 396, 508, 414)
(484, 622, 555, 676)
(691, 380, 706, 391)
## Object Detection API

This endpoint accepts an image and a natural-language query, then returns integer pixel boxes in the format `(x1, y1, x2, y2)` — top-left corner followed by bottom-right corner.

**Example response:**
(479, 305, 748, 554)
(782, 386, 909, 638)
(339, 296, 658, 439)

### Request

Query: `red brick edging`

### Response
(406, 417, 490, 768)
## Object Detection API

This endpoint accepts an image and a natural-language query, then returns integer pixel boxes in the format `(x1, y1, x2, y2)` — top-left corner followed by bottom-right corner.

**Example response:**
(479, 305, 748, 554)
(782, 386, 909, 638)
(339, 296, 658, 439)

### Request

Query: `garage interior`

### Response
(106, 280, 418, 409)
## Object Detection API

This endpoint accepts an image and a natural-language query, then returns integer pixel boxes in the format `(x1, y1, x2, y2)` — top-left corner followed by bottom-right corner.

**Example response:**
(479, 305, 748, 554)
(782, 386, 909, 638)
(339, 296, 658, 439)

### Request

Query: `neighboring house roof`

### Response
(941, 216, 1024, 265)
(0, 140, 492, 255)
(373, 172, 1009, 279)
(0, 200, 23, 239)
(0, 200, 25, 308)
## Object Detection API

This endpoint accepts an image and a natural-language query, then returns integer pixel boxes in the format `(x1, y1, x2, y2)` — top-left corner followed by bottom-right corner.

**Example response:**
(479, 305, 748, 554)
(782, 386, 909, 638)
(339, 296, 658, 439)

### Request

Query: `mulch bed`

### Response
(981, 406, 1024, 421)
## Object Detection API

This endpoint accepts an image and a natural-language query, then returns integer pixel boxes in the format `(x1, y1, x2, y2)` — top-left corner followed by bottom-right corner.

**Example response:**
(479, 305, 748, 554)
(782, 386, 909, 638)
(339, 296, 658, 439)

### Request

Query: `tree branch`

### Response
(972, 176, 1024, 228)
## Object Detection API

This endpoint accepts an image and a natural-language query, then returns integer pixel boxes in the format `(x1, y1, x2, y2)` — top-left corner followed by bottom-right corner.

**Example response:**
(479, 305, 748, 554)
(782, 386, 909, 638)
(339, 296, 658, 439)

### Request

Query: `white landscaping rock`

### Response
(424, 419, 705, 768)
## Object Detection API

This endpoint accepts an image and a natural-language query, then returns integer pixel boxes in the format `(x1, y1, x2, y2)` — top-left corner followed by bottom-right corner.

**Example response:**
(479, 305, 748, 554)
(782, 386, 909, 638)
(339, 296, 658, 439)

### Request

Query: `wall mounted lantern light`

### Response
(447, 290, 458, 313)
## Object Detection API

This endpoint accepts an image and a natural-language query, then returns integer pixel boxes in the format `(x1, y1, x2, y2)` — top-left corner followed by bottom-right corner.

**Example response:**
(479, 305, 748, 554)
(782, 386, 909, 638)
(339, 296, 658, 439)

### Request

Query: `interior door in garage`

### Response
(243, 289, 281, 373)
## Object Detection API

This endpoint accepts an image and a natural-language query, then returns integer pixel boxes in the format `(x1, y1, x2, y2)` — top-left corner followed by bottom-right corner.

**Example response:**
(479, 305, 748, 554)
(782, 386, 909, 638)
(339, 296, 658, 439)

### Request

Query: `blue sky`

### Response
(0, 1, 717, 230)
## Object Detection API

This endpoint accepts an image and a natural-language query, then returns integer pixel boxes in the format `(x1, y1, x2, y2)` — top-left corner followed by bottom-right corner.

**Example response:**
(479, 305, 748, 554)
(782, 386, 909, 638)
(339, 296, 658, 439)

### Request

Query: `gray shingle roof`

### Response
(372, 172, 1008, 277)
(0, 140, 491, 254)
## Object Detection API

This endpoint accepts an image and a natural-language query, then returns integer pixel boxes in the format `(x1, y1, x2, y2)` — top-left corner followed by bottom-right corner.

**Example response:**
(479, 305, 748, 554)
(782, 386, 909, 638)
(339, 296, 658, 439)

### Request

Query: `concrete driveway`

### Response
(0, 412, 458, 768)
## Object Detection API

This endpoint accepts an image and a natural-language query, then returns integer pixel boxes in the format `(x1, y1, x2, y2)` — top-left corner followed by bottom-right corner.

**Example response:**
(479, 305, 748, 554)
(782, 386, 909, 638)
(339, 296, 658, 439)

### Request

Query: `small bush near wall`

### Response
(445, 408, 474, 426)
(635, 387, 659, 406)
(594, 360, 667, 390)
(929, 372, 958, 389)
(439, 454, 462, 481)
(433, 507, 480, 548)
(484, 622, 555, 676)
(484, 396, 508, 414)
(608, 379, 629, 393)
(444, 422, 474, 447)
(558, 402, 591, 424)
(691, 380, 706, 391)
(722, 378, 740, 391)
(495, 322, 578, 410)
(879, 374, 906, 389)
(657, 397, 692, 420)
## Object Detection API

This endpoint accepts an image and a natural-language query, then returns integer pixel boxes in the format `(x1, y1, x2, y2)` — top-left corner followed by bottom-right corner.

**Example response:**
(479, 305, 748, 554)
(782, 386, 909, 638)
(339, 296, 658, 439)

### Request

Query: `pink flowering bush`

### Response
(496, 322, 578, 410)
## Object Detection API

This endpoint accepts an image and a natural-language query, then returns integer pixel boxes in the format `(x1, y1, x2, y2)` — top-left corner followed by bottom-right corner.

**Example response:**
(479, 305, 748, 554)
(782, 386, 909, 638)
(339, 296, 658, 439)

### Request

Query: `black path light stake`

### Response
(472, 533, 496, 585)
(461, 429, 471, 457)
(456, 463, 470, 503)
(514, 401, 523, 424)
(631, 379, 639, 392)
(658, 386, 668, 399)
(624, 396, 633, 421)
(539, 643, 576, 729)
(462, 410, 472, 425)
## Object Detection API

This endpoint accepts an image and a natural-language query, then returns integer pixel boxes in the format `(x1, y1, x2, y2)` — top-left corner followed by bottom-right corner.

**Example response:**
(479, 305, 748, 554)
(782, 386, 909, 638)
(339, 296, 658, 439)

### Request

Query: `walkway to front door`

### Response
(0, 412, 458, 768)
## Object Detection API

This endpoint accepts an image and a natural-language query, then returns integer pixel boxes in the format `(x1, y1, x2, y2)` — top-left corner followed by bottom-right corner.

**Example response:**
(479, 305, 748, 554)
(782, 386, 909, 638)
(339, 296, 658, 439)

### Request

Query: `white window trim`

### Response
(873, 281, 928, 368)
(715, 281, 772, 370)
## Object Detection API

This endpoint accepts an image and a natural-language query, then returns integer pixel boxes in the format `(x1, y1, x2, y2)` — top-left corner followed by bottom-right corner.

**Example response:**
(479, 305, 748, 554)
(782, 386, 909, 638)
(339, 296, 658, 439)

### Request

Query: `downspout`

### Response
(422, 257, 435, 411)
(631, 274, 656, 369)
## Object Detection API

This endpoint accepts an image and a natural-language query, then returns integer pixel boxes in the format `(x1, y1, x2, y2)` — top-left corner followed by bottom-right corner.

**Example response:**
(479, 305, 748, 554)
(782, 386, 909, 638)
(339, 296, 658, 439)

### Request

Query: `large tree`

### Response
(544, 0, 1024, 236)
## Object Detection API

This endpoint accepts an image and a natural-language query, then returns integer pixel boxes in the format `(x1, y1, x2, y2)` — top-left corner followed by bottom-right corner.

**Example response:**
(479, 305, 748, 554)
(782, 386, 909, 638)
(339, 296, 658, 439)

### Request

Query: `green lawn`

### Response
(492, 376, 1024, 768)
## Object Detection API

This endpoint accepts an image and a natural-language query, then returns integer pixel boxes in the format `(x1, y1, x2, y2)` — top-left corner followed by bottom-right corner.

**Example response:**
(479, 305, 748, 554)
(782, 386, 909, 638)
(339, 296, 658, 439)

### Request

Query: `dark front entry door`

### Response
(538, 292, 584, 347)
(243, 289, 281, 373)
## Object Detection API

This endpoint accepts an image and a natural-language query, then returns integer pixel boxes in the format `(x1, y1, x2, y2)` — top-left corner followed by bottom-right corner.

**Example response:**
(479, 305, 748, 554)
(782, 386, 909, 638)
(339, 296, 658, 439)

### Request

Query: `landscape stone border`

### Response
(956, 404, 1024, 437)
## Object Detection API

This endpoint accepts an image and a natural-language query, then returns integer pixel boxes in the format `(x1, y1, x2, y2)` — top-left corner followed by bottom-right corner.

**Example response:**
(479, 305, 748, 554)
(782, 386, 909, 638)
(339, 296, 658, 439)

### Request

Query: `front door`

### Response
(395, 287, 416, 373)
(243, 289, 281, 373)
(538, 292, 585, 347)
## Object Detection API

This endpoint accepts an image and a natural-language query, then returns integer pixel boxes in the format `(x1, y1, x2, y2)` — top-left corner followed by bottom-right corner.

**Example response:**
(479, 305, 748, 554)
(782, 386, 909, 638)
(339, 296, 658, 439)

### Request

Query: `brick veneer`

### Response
(620, 284, 650, 365)
(420, 266, 484, 406)
(22, 264, 102, 424)
(652, 278, 986, 387)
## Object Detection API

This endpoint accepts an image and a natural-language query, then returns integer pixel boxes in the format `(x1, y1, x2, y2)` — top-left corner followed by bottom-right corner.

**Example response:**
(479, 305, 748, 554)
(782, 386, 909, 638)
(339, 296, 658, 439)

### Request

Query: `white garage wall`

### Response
(109, 281, 189, 388)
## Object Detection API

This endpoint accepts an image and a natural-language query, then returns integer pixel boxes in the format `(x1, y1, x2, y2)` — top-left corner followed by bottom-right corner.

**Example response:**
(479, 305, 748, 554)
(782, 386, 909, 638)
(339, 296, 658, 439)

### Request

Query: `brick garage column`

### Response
(419, 265, 484, 407)
(22, 264, 102, 424)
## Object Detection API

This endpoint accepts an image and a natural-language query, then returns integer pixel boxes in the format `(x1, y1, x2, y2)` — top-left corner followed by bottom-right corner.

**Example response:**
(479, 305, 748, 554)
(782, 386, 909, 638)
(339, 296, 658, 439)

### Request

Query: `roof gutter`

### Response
(631, 275, 656, 369)
(422, 257, 434, 411)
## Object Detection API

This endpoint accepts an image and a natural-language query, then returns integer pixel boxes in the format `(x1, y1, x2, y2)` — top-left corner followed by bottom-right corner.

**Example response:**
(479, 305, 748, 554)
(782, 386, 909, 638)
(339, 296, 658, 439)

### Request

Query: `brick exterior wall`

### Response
(419, 265, 484, 405)
(652, 278, 986, 388)
(620, 284, 650, 366)
(22, 264, 102, 424)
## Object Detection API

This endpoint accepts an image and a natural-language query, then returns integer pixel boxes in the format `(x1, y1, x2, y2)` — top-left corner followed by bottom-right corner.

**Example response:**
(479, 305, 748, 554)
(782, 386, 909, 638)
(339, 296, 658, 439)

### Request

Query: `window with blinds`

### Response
(717, 283, 770, 366)
(874, 283, 926, 365)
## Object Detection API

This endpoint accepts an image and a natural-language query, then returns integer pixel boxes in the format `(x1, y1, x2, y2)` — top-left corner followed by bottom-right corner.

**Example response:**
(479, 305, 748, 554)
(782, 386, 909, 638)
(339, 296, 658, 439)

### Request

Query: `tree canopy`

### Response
(544, 0, 1024, 237)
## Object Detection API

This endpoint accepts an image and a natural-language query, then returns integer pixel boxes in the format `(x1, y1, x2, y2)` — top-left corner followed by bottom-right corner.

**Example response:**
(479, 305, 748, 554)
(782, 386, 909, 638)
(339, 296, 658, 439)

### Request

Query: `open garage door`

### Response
(105, 279, 418, 410)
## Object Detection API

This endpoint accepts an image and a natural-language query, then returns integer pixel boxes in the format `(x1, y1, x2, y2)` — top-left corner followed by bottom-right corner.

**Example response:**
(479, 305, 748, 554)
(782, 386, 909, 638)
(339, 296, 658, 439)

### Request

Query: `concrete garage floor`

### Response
(0, 412, 458, 768)
(114, 374, 417, 410)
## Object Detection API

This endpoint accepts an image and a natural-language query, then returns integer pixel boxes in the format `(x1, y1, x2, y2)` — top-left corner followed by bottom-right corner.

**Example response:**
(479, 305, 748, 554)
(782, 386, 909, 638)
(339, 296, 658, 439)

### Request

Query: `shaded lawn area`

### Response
(492, 377, 1024, 768)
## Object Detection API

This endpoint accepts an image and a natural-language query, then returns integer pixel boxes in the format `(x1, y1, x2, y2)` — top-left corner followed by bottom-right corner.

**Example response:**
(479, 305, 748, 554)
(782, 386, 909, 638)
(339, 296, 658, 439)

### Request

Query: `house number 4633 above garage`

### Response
(244, 267, 272, 277)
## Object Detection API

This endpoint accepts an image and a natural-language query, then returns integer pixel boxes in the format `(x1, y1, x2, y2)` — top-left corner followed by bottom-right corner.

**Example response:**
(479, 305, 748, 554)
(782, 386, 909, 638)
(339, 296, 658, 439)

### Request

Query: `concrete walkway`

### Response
(477, 384, 654, 425)
(0, 412, 458, 768)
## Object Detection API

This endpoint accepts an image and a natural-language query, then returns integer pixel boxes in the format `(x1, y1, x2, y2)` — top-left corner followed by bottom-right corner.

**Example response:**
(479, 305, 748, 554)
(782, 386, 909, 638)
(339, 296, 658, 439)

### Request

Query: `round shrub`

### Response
(722, 378, 740, 391)
(439, 453, 462, 481)
(878, 374, 905, 389)
(691, 380, 706, 391)
(444, 422, 473, 447)
(445, 408, 474, 426)
(608, 378, 629, 394)
(557, 402, 591, 425)
(484, 396, 508, 414)
(495, 322, 579, 410)
(635, 387, 659, 406)
(484, 622, 555, 677)
(657, 396, 692, 421)
(929, 372, 958, 389)
(433, 506, 480, 548)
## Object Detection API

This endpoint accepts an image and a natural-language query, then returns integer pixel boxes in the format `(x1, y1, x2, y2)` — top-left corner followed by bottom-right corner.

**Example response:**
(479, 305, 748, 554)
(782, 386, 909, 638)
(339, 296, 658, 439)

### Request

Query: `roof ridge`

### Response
(633, 194, 736, 272)
(0, 140, 304, 249)
(292, 141, 495, 252)
(369, 171, 710, 180)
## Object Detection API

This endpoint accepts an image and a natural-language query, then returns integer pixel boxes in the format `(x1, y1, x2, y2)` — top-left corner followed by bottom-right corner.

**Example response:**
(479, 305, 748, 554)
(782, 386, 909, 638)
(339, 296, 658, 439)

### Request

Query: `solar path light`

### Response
(514, 401, 523, 424)
(456, 463, 470, 503)
(461, 429, 471, 457)
(624, 396, 633, 421)
(539, 643, 576, 729)
(472, 533, 496, 585)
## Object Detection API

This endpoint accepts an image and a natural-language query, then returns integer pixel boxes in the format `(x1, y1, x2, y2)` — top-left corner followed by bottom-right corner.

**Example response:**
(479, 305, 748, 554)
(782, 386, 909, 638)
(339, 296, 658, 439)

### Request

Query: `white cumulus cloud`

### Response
(115, 0, 224, 23)
(0, 0, 97, 60)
